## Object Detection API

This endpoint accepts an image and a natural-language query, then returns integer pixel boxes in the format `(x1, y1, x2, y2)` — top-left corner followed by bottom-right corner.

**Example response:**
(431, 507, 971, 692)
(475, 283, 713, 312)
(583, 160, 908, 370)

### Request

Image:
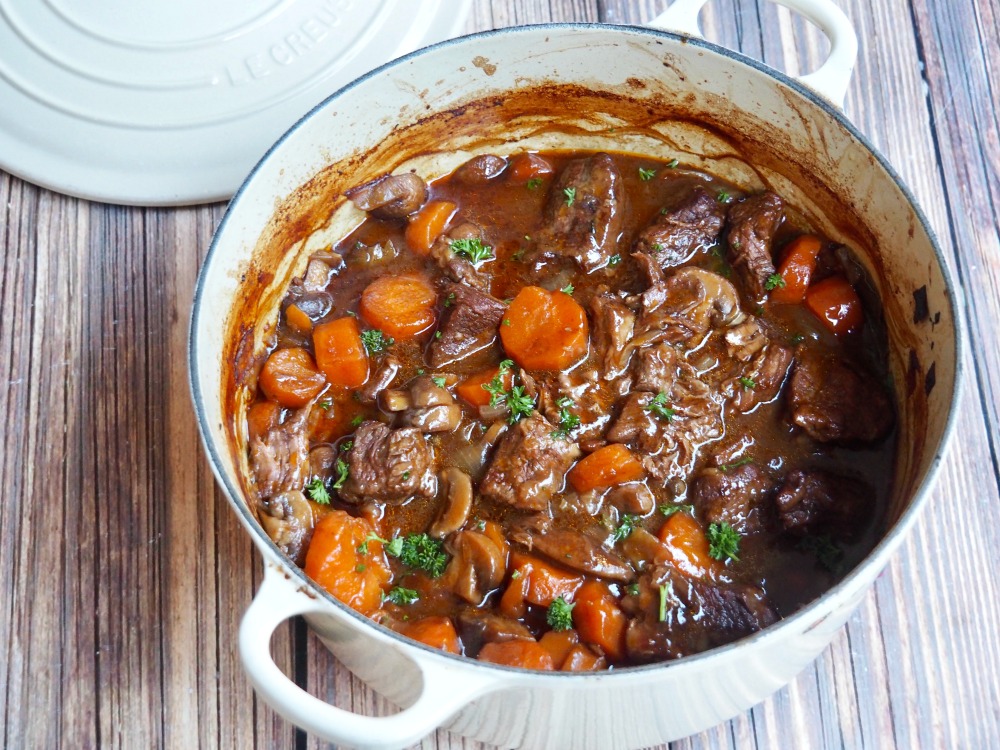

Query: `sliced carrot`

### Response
(247, 400, 281, 442)
(405, 200, 457, 256)
(284, 303, 314, 335)
(561, 644, 607, 672)
(478, 640, 555, 671)
(508, 153, 554, 183)
(507, 551, 584, 608)
(359, 274, 437, 339)
(805, 275, 864, 335)
(312, 317, 370, 388)
(456, 365, 513, 407)
(258, 347, 327, 408)
(572, 580, 627, 662)
(770, 234, 823, 305)
(499, 564, 532, 619)
(538, 629, 579, 668)
(656, 511, 717, 579)
(500, 286, 589, 371)
(568, 444, 645, 493)
(400, 616, 462, 655)
(304, 510, 391, 617)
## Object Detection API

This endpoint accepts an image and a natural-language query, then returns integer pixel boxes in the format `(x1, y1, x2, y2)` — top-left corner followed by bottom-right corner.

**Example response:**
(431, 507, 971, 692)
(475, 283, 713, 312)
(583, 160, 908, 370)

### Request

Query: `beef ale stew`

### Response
(246, 150, 895, 670)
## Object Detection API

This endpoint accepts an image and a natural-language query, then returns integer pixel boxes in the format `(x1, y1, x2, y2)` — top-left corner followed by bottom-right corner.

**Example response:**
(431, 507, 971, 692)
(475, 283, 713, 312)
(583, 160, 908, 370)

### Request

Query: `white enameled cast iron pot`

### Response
(189, 1, 963, 748)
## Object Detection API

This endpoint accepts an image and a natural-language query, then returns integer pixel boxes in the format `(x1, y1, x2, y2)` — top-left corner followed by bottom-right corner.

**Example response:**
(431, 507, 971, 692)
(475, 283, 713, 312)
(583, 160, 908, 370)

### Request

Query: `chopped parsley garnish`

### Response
(483, 359, 515, 407)
(506, 385, 535, 424)
(563, 187, 577, 206)
(305, 477, 331, 504)
(432, 376, 447, 388)
(718, 457, 752, 472)
(546, 596, 576, 631)
(551, 396, 581, 439)
(765, 273, 786, 291)
(627, 583, 640, 596)
(560, 283, 574, 295)
(667, 158, 679, 168)
(717, 190, 732, 204)
(797, 534, 844, 573)
(738, 376, 757, 390)
(389, 533, 449, 577)
(526, 177, 543, 190)
(658, 582, 672, 622)
(444, 292, 456, 307)
(450, 237, 494, 265)
(707, 522, 741, 562)
(318, 399, 332, 411)
(384, 587, 420, 606)
(356, 531, 383, 555)
(608, 254, 622, 266)
(510, 569, 522, 580)
(360, 329, 393, 354)
(638, 167, 656, 181)
(331, 458, 349, 490)
(658, 502, 694, 517)
(340, 440, 353, 452)
(350, 414, 364, 427)
(434, 330, 442, 339)
(502, 318, 512, 326)
(652, 243, 665, 254)
(612, 514, 639, 543)
(646, 392, 675, 421)
(401, 470, 410, 481)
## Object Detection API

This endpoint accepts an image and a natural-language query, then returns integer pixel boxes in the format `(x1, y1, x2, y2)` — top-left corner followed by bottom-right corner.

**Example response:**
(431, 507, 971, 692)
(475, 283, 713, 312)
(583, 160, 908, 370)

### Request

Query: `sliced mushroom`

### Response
(259, 490, 315, 565)
(345, 172, 428, 218)
(379, 389, 411, 413)
(445, 530, 507, 605)
(607, 482, 655, 515)
(404, 404, 462, 433)
(429, 468, 474, 538)
(409, 376, 453, 408)
(308, 444, 337, 479)
(360, 355, 401, 403)
(303, 259, 331, 292)
(518, 523, 633, 582)
(452, 154, 508, 184)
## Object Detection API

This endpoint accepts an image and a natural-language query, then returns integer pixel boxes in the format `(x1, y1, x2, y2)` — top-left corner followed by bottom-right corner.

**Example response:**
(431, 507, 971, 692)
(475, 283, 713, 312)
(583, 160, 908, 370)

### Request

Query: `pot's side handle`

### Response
(648, 0, 859, 108)
(240, 563, 491, 750)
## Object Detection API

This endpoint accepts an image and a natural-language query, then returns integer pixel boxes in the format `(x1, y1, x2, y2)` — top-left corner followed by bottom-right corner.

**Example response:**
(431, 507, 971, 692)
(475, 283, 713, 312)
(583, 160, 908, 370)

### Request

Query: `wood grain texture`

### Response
(0, 1, 997, 748)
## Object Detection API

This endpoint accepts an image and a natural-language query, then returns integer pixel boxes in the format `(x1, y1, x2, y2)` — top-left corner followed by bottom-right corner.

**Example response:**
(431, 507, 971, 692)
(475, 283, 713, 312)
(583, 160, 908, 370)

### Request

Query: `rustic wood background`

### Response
(1, 0, 998, 747)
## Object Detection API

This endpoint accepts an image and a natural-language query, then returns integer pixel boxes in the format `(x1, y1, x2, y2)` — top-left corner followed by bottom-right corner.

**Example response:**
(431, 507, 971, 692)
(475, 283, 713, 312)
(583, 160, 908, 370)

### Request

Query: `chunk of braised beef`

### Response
(633, 343, 679, 394)
(607, 482, 656, 515)
(775, 468, 872, 539)
(428, 223, 492, 293)
(338, 420, 437, 504)
(607, 363, 724, 482)
(480, 413, 581, 511)
(452, 154, 508, 184)
(725, 191, 784, 302)
(690, 462, 774, 534)
(634, 186, 726, 267)
(250, 402, 312, 499)
(535, 153, 625, 272)
(637, 267, 741, 346)
(511, 517, 632, 582)
(623, 565, 777, 662)
(788, 349, 894, 445)
(345, 172, 428, 219)
(590, 293, 636, 381)
(427, 282, 506, 367)
(259, 490, 314, 566)
(731, 341, 794, 413)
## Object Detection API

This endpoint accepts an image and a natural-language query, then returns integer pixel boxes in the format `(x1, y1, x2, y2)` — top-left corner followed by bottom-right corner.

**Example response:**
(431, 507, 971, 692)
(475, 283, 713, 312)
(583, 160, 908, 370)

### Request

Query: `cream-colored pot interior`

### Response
(189, 18, 961, 750)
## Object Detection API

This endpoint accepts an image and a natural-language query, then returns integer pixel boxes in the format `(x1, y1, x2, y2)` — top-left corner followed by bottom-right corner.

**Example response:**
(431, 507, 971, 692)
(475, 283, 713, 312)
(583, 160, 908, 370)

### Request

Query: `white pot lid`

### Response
(0, 0, 470, 205)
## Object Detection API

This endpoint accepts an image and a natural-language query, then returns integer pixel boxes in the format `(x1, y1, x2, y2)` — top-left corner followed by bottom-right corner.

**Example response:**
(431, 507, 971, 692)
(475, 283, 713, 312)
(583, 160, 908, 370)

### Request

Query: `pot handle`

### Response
(239, 563, 490, 750)
(648, 0, 858, 108)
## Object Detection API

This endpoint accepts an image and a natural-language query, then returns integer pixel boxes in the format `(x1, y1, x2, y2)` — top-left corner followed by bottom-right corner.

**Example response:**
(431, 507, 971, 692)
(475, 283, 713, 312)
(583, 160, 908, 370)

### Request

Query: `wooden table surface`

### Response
(2, 1, 998, 748)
